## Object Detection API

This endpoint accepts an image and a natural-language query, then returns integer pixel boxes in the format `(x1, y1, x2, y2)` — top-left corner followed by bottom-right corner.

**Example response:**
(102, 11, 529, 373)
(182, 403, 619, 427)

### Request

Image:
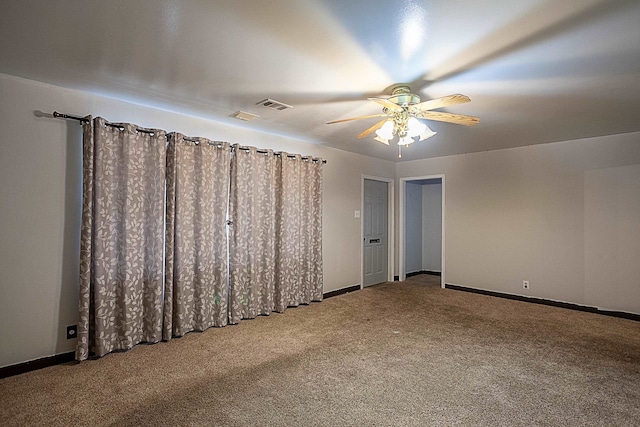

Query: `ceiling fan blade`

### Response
(326, 113, 388, 125)
(356, 119, 389, 139)
(416, 111, 480, 126)
(368, 97, 402, 112)
(411, 94, 471, 112)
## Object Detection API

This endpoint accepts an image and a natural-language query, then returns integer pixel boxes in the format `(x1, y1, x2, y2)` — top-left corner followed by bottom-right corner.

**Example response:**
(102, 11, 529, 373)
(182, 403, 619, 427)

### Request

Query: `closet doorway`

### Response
(399, 175, 444, 287)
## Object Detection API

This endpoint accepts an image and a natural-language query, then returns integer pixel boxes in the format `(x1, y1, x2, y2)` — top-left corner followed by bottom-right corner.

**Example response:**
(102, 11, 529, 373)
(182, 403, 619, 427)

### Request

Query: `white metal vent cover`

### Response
(256, 98, 293, 111)
(230, 110, 260, 121)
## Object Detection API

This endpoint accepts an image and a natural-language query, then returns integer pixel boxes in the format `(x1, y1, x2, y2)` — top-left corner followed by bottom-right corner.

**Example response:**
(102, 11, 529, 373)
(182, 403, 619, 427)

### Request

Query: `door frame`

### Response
(361, 175, 394, 288)
(399, 174, 445, 287)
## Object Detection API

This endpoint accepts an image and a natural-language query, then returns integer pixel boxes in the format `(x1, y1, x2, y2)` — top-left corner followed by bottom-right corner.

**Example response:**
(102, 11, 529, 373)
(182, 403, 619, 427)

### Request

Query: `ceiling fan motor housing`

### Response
(388, 85, 420, 107)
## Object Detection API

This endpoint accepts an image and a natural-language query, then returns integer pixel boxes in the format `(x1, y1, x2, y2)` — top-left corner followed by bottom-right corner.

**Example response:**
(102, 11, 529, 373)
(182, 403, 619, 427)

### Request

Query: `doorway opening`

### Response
(399, 175, 444, 287)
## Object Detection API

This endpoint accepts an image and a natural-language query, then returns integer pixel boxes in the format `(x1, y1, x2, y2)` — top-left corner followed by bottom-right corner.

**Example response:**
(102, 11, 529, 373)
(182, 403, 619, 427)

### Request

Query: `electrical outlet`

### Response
(523, 280, 530, 290)
(66, 325, 77, 340)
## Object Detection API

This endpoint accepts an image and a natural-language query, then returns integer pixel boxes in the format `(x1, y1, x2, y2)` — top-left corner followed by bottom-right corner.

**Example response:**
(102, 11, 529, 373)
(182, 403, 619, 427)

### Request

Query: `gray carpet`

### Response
(1, 274, 639, 426)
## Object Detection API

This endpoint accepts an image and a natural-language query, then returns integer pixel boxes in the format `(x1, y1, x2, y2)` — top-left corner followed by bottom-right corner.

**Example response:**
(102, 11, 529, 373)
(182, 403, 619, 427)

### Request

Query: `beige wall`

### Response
(405, 182, 423, 273)
(585, 164, 640, 313)
(397, 132, 640, 313)
(0, 74, 395, 368)
(422, 182, 442, 272)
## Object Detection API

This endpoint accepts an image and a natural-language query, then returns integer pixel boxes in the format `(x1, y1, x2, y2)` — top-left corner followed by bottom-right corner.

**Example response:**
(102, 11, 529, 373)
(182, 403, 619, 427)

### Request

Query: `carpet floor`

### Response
(1, 274, 639, 426)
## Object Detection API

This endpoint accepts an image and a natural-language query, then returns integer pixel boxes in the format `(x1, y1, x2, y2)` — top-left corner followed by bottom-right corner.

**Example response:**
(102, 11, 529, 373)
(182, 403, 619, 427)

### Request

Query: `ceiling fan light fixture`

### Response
(418, 124, 437, 141)
(398, 134, 414, 146)
(374, 135, 390, 145)
(375, 120, 395, 140)
(407, 117, 426, 137)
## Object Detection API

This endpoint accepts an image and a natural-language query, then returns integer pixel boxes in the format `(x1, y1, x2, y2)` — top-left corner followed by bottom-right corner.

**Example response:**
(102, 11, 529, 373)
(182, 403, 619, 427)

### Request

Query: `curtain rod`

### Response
(53, 111, 89, 123)
(52, 111, 327, 164)
(54, 111, 164, 136)
(235, 146, 326, 163)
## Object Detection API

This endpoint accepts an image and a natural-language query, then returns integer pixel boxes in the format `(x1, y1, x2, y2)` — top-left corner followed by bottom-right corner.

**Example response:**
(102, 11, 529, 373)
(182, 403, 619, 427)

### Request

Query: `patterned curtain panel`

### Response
(77, 117, 166, 361)
(228, 146, 278, 324)
(275, 153, 324, 311)
(163, 134, 231, 339)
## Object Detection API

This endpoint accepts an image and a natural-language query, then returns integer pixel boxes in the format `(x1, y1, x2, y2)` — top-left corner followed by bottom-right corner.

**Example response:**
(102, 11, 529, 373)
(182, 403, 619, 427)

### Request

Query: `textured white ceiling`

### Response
(2, 0, 639, 161)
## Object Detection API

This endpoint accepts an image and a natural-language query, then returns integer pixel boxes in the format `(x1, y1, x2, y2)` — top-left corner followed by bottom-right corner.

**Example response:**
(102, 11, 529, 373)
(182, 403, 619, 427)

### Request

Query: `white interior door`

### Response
(363, 179, 388, 287)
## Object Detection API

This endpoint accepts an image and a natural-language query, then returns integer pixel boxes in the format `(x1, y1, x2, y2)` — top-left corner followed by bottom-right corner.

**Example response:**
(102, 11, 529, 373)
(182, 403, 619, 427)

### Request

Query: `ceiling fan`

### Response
(327, 84, 479, 157)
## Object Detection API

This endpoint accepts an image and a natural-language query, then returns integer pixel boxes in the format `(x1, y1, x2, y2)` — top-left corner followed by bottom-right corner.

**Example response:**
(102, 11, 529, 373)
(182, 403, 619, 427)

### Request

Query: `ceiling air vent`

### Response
(230, 111, 259, 121)
(256, 98, 293, 111)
